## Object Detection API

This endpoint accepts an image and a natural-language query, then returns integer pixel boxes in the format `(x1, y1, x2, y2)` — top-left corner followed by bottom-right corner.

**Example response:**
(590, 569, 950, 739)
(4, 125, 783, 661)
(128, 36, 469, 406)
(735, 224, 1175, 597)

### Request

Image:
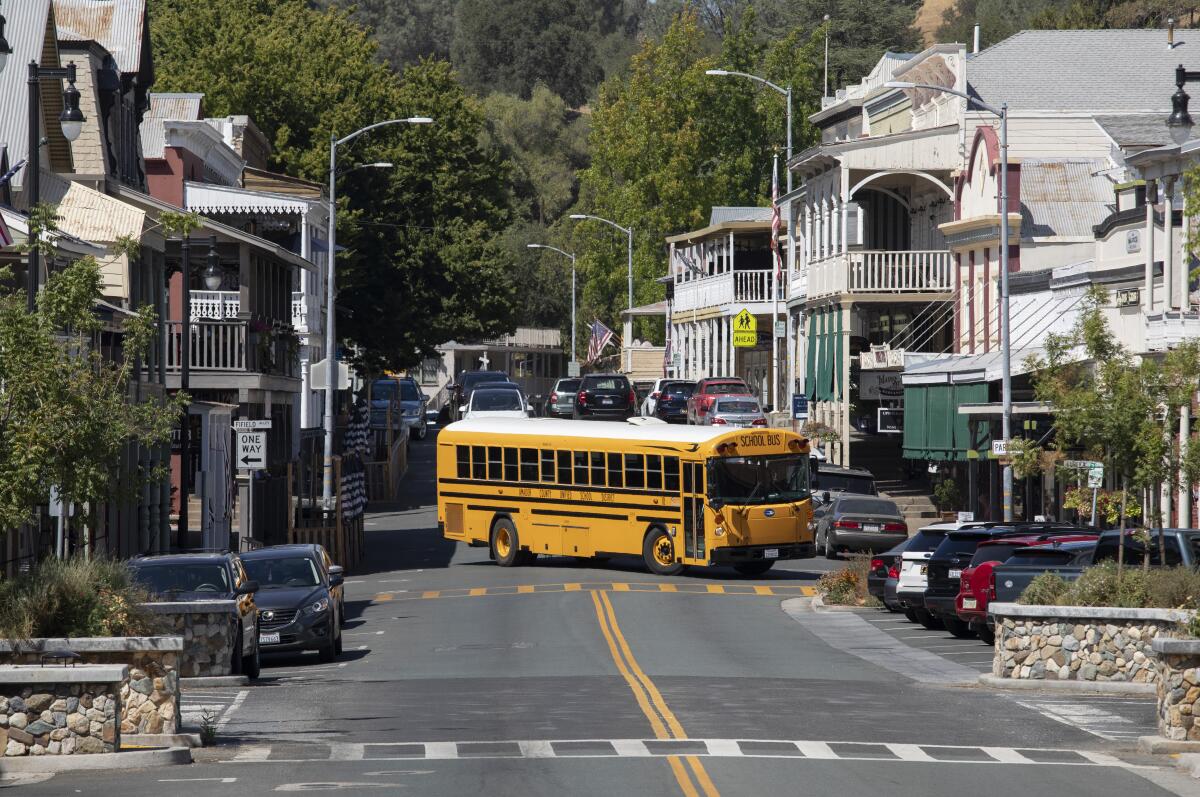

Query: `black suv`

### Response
(128, 551, 262, 678)
(653, 380, 696, 423)
(574, 373, 636, 420)
(924, 523, 1093, 637)
(240, 544, 346, 663)
(450, 370, 510, 421)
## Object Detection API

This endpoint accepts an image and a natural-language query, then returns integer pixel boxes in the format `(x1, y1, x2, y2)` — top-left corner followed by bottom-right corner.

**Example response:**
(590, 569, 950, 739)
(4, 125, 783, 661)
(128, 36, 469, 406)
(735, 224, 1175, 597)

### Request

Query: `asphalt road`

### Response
(17, 429, 1193, 795)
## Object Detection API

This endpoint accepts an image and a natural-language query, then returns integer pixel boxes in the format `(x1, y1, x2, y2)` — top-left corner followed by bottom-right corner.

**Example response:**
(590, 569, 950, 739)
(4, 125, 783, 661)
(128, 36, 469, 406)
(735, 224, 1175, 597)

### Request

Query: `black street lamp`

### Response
(0, 5, 13, 76)
(25, 60, 87, 311)
(1168, 63, 1200, 144)
(166, 236, 221, 551)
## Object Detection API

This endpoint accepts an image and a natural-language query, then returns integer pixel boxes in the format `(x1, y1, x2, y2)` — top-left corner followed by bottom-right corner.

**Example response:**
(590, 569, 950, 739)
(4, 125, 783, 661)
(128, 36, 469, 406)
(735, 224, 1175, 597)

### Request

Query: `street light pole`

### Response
(322, 118, 431, 508)
(569, 213, 633, 312)
(886, 80, 1014, 521)
(527, 244, 577, 362)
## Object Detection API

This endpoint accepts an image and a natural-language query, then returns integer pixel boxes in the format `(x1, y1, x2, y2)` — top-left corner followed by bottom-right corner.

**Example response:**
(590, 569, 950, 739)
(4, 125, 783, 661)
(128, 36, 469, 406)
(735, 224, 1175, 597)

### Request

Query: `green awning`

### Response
(902, 383, 991, 461)
(834, 307, 843, 401)
(805, 311, 817, 399)
(817, 309, 834, 402)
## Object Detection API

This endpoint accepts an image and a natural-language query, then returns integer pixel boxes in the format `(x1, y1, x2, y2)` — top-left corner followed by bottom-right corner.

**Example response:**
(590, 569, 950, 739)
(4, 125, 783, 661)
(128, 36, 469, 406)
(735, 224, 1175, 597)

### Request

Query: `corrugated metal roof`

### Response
(1018, 160, 1114, 239)
(147, 92, 204, 122)
(52, 0, 146, 75)
(969, 30, 1200, 112)
(709, 207, 773, 225)
(40, 171, 145, 243)
(0, 1, 54, 192)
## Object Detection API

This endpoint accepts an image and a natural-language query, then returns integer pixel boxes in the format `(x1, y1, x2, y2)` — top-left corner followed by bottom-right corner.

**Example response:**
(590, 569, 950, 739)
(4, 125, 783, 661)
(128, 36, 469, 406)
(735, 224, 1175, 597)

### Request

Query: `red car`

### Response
(956, 532, 1098, 643)
(686, 377, 752, 424)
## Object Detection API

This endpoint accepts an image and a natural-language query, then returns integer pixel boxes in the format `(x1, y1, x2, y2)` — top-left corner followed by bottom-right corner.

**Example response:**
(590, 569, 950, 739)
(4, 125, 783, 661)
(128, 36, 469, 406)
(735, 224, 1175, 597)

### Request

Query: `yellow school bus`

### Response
(436, 418, 815, 576)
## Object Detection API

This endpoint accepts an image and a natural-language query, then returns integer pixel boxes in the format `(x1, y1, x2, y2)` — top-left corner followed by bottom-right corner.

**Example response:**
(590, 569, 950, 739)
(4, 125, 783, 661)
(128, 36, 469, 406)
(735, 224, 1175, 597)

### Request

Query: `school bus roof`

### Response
(439, 417, 807, 449)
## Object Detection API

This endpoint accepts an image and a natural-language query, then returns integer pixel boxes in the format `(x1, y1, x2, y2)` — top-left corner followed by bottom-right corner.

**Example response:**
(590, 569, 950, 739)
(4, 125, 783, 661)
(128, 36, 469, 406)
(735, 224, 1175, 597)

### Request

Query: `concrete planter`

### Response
(141, 600, 240, 678)
(990, 603, 1195, 685)
(1150, 636, 1200, 742)
(0, 637, 183, 736)
(0, 665, 125, 755)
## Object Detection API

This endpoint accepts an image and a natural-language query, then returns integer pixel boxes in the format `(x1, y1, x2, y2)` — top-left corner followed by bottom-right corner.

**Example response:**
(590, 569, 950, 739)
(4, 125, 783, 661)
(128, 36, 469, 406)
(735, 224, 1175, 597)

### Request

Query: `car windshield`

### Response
(907, 530, 949, 552)
(705, 382, 748, 394)
(398, 381, 420, 401)
(933, 534, 989, 558)
(473, 390, 523, 411)
(663, 383, 695, 397)
(556, 380, 580, 393)
(242, 557, 321, 588)
(586, 377, 628, 390)
(970, 543, 1026, 566)
(836, 498, 901, 516)
(371, 381, 396, 400)
(132, 563, 230, 594)
(709, 454, 809, 505)
(816, 471, 875, 494)
(1003, 550, 1076, 567)
(716, 399, 760, 413)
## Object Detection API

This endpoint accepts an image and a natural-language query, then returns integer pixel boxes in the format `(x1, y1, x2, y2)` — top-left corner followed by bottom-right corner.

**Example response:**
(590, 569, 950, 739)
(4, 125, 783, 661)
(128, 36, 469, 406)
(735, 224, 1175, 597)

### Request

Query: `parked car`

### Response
(812, 464, 878, 504)
(547, 378, 581, 419)
(700, 395, 767, 428)
(257, 543, 347, 627)
(813, 495, 907, 559)
(449, 370, 510, 421)
(239, 546, 346, 663)
(634, 380, 655, 410)
(652, 380, 696, 423)
(573, 373, 637, 420)
(869, 537, 916, 611)
(463, 386, 534, 420)
(687, 377, 751, 424)
(956, 533, 1098, 643)
(989, 540, 1100, 615)
(368, 376, 428, 441)
(896, 523, 961, 628)
(641, 378, 673, 416)
(128, 551, 262, 678)
(924, 523, 1093, 638)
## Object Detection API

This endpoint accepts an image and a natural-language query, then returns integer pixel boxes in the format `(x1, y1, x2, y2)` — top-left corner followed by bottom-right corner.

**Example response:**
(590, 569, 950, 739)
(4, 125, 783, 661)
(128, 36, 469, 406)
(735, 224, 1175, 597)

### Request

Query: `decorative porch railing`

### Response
(190, 290, 240, 320)
(806, 250, 953, 300)
(673, 269, 782, 312)
(165, 321, 298, 377)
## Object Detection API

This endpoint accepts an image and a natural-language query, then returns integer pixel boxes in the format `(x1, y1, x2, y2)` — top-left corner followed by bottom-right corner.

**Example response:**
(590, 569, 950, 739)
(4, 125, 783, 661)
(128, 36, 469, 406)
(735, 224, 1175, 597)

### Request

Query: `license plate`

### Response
(949, 569, 962, 579)
(601, 397, 613, 405)
(863, 523, 880, 532)
(259, 632, 280, 645)
(764, 548, 779, 559)
(962, 597, 977, 609)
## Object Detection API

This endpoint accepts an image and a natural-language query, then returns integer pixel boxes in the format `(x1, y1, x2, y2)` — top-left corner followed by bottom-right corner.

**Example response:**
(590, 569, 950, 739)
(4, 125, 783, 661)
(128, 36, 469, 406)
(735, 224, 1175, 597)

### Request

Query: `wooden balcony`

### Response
(806, 250, 953, 301)
(164, 320, 298, 381)
(673, 269, 782, 312)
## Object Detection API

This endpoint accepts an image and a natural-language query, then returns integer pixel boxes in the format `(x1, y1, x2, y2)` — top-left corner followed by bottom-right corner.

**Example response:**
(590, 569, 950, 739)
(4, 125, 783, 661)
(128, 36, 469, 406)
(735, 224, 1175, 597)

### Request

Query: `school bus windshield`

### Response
(709, 454, 810, 505)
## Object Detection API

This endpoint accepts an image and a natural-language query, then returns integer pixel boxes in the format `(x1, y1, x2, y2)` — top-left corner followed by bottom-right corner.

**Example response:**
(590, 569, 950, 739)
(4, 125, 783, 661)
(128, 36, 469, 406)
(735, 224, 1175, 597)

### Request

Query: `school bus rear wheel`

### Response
(643, 527, 684, 576)
(491, 518, 533, 567)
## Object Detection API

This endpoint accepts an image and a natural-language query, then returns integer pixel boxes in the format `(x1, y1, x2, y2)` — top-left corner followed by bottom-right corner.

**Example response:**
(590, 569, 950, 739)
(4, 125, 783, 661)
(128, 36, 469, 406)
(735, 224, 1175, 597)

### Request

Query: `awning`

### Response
(901, 347, 1055, 386)
(902, 382, 991, 461)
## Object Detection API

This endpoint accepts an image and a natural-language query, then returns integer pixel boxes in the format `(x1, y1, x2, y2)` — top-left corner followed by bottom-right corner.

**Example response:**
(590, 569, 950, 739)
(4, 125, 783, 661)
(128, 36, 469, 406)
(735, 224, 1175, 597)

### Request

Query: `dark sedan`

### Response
(869, 537, 913, 611)
(240, 547, 345, 663)
(652, 380, 696, 423)
(574, 373, 637, 420)
(814, 495, 908, 559)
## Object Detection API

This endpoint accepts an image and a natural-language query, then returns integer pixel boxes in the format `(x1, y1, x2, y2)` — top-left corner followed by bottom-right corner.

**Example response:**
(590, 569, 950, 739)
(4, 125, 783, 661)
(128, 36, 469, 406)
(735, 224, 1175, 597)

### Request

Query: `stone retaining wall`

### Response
(991, 603, 1195, 684)
(1151, 638, 1200, 742)
(0, 665, 125, 755)
(142, 601, 239, 678)
(0, 638, 182, 735)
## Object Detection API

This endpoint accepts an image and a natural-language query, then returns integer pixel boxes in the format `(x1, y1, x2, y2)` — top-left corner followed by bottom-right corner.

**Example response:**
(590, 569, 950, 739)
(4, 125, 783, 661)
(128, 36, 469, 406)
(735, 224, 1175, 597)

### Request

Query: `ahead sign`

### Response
(237, 431, 267, 470)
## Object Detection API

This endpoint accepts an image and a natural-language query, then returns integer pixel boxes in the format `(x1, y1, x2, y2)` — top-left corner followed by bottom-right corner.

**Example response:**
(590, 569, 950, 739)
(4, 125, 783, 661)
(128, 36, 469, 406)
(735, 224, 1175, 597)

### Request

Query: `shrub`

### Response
(0, 556, 161, 639)
(1018, 573, 1069, 605)
(817, 554, 877, 607)
(1064, 561, 1149, 608)
(1146, 567, 1200, 611)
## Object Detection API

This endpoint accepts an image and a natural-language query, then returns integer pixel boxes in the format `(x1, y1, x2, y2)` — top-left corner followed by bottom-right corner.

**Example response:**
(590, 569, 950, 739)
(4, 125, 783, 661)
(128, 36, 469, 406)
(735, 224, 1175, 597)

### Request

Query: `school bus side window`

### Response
(520, 448, 538, 482)
(607, 453, 623, 488)
(472, 446, 486, 479)
(664, 456, 680, 492)
(574, 451, 590, 485)
(557, 450, 572, 484)
(456, 446, 470, 478)
(646, 455, 663, 490)
(624, 454, 644, 488)
(503, 448, 518, 481)
(590, 452, 606, 487)
(540, 450, 555, 483)
(487, 446, 502, 480)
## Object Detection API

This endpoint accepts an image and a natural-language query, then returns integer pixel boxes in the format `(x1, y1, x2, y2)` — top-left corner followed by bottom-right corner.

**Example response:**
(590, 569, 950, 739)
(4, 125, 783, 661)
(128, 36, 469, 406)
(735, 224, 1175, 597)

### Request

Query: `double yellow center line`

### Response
(591, 590, 720, 797)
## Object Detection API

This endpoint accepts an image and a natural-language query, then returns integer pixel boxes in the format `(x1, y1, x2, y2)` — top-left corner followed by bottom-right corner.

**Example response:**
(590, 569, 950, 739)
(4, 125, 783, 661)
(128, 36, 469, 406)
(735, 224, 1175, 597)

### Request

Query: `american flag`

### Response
(586, 318, 615, 363)
(770, 152, 782, 282)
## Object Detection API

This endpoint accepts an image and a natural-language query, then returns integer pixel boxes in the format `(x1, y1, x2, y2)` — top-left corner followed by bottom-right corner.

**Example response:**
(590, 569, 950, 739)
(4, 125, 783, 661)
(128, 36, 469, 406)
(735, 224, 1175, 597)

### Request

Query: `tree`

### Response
(0, 205, 183, 532)
(313, 0, 458, 68)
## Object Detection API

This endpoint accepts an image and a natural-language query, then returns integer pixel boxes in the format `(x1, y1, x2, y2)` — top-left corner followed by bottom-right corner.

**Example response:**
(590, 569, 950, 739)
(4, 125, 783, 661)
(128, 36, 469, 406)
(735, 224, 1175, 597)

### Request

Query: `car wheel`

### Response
(318, 631, 337, 663)
(416, 423, 427, 441)
(333, 617, 344, 656)
(733, 561, 774, 577)
(242, 627, 261, 680)
(916, 609, 943, 630)
(976, 623, 996, 646)
(904, 608, 919, 623)
(231, 622, 244, 675)
(823, 532, 839, 560)
(943, 616, 976, 639)
(643, 527, 684, 576)
(338, 599, 346, 627)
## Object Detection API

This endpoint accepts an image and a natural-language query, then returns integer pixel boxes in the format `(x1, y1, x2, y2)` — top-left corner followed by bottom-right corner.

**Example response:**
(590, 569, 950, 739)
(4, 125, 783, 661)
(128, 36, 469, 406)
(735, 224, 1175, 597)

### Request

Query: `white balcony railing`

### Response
(166, 320, 247, 371)
(807, 250, 953, 300)
(1145, 311, 1200, 352)
(190, 290, 240, 320)
(674, 269, 782, 312)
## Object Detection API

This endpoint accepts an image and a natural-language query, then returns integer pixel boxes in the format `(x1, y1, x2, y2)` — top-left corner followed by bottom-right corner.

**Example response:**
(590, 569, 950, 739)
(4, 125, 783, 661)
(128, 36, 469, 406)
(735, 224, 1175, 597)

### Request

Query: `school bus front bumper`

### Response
(709, 543, 814, 565)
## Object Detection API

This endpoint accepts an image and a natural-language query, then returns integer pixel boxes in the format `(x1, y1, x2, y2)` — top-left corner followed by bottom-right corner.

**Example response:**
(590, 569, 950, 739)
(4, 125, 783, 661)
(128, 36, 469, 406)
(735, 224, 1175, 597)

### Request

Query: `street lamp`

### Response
(886, 79, 1014, 521)
(705, 69, 792, 195)
(25, 60, 87, 311)
(166, 236, 220, 550)
(1167, 64, 1200, 145)
(527, 244, 577, 363)
(0, 5, 13, 77)
(568, 214, 633, 317)
(337, 162, 394, 177)
(323, 117, 431, 506)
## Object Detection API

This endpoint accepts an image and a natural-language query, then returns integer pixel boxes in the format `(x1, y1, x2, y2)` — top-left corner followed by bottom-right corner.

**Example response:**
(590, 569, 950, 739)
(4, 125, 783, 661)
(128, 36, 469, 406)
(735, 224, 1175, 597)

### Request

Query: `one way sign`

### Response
(237, 431, 267, 470)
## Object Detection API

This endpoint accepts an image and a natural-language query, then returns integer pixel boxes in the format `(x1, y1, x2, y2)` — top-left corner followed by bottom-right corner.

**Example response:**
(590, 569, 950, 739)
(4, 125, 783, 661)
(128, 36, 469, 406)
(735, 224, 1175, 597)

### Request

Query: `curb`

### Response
(1176, 753, 1200, 778)
(0, 746, 191, 774)
(124, 732, 204, 749)
(1138, 736, 1200, 755)
(181, 675, 249, 688)
(978, 674, 1155, 695)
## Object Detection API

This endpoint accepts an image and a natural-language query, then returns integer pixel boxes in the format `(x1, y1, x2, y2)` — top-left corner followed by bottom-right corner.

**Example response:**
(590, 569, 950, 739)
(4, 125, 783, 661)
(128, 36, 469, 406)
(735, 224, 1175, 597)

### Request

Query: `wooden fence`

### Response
(286, 455, 366, 569)
(364, 432, 408, 504)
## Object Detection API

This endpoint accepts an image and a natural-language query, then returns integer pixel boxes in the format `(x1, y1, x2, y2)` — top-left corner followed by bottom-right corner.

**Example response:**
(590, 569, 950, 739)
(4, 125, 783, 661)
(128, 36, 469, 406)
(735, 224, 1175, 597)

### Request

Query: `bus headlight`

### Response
(714, 526, 725, 537)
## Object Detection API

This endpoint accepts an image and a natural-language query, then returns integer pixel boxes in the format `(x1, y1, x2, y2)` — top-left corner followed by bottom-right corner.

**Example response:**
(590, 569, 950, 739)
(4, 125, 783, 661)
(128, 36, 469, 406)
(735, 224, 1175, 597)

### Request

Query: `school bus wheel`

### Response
(642, 526, 683, 576)
(491, 517, 532, 567)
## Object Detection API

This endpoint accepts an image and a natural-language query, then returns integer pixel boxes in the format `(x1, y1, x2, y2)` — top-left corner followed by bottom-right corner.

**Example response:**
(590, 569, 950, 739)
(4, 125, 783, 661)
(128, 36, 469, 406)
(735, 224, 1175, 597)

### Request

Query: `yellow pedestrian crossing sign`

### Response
(732, 309, 757, 347)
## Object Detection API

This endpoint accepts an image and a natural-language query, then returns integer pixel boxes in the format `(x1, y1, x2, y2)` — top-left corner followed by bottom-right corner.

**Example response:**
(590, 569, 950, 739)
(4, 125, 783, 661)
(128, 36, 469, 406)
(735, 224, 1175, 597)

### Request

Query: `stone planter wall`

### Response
(0, 665, 125, 755)
(1151, 637, 1200, 742)
(0, 637, 183, 736)
(991, 603, 1195, 683)
(142, 601, 239, 678)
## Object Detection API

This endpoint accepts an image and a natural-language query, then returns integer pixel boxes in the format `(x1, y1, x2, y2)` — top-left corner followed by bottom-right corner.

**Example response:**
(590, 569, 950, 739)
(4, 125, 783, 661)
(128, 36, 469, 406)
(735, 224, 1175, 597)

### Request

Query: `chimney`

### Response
(1169, 18, 1176, 49)
(973, 24, 981, 54)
